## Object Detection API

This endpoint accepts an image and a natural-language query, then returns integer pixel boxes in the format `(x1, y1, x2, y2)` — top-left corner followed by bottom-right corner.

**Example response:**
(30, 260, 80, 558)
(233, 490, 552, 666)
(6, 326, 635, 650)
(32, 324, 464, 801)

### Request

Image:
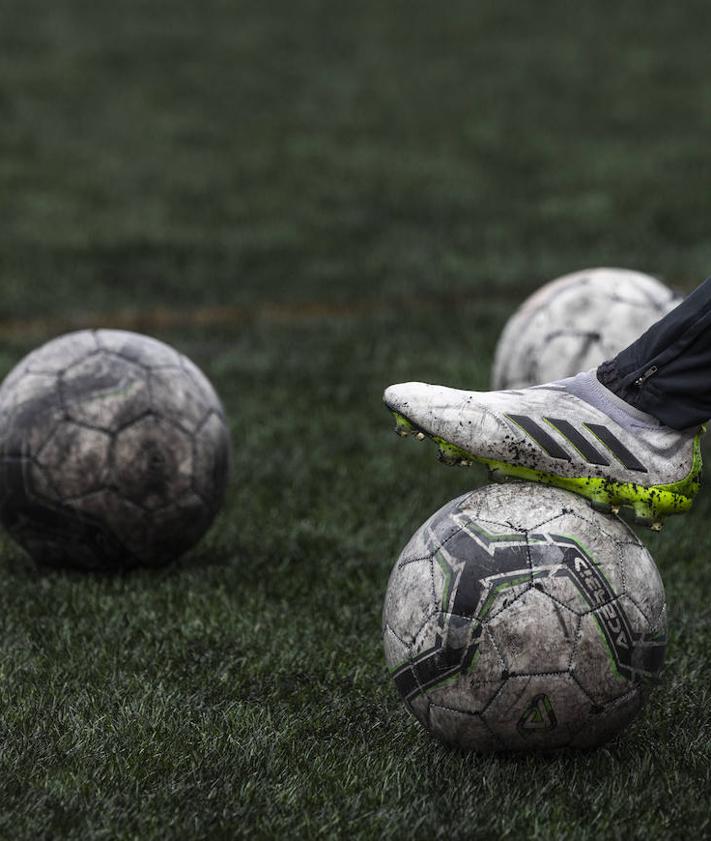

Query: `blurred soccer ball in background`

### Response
(0, 329, 232, 571)
(383, 483, 667, 752)
(491, 268, 681, 390)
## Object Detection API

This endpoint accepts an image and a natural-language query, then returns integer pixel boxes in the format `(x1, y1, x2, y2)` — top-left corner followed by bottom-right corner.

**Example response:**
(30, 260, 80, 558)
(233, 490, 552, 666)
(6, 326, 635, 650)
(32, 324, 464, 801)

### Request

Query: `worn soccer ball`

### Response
(383, 484, 666, 752)
(491, 268, 680, 389)
(0, 329, 232, 571)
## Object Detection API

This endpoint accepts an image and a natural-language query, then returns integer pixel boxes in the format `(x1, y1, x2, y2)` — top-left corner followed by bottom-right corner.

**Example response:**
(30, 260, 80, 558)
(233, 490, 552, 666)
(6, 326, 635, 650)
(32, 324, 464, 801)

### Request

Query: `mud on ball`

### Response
(0, 329, 232, 571)
(383, 484, 667, 752)
(491, 268, 680, 389)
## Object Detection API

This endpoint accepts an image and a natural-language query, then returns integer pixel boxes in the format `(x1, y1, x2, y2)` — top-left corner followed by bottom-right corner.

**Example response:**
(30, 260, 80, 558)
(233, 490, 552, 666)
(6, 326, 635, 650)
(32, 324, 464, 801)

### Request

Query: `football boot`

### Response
(384, 372, 703, 530)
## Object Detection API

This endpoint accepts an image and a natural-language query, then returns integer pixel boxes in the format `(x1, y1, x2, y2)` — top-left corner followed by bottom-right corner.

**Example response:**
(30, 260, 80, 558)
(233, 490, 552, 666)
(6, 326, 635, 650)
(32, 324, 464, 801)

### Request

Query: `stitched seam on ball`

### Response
(397, 522, 462, 568)
(408, 607, 439, 653)
(383, 623, 410, 650)
(504, 670, 572, 679)
(480, 583, 532, 624)
(620, 589, 654, 630)
(536, 585, 586, 616)
(427, 701, 482, 718)
(569, 671, 599, 707)
(483, 625, 508, 673)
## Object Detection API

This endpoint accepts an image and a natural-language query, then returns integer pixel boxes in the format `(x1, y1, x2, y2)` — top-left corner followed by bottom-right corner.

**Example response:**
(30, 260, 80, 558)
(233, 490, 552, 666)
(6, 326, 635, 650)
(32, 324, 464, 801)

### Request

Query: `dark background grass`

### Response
(0, 0, 710, 838)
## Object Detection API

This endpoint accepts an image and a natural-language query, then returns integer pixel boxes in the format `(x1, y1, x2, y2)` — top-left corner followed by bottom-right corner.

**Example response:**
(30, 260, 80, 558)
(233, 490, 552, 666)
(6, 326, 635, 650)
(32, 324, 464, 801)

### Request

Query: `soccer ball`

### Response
(491, 268, 680, 389)
(383, 484, 667, 752)
(0, 329, 232, 571)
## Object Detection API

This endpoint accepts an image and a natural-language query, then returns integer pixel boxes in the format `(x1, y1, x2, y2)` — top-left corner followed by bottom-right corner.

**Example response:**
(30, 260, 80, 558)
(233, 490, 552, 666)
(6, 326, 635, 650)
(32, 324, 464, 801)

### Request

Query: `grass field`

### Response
(1, 0, 711, 838)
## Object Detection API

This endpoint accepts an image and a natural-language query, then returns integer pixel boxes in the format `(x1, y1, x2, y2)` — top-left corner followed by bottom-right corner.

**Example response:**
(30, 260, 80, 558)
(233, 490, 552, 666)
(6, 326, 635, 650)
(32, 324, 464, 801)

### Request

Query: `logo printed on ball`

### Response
(517, 694, 557, 736)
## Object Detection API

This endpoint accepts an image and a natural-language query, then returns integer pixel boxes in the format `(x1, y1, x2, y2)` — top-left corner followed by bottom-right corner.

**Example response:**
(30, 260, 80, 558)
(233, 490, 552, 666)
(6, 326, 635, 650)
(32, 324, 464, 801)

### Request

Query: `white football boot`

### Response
(384, 371, 704, 530)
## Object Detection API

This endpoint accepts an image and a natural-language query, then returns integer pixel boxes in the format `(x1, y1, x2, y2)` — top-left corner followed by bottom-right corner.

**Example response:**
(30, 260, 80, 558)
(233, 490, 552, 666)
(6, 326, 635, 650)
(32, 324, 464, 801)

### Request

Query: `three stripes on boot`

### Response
(506, 415, 648, 472)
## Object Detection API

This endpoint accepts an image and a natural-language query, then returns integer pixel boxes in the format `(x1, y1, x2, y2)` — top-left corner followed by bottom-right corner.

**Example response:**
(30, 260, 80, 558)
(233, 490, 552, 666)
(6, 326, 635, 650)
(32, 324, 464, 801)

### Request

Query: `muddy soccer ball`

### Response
(0, 329, 232, 571)
(383, 483, 667, 752)
(491, 268, 680, 389)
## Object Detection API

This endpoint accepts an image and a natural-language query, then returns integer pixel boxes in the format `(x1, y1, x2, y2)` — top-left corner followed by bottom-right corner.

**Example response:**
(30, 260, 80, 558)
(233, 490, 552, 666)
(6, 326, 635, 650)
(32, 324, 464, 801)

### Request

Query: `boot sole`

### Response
(391, 410, 702, 531)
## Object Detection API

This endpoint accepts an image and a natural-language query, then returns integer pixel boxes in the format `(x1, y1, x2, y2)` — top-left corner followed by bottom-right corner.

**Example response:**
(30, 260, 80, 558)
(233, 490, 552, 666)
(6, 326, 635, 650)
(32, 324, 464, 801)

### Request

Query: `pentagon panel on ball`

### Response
(0, 330, 232, 571)
(383, 484, 667, 752)
(491, 268, 681, 390)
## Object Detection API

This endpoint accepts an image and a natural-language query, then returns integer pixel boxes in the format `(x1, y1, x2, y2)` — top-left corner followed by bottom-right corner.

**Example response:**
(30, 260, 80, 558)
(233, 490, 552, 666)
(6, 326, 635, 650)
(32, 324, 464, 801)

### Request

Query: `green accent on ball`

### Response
(476, 574, 532, 621)
(432, 672, 461, 691)
(589, 614, 627, 681)
(462, 648, 480, 676)
(517, 693, 557, 735)
(434, 550, 455, 613)
(388, 659, 410, 675)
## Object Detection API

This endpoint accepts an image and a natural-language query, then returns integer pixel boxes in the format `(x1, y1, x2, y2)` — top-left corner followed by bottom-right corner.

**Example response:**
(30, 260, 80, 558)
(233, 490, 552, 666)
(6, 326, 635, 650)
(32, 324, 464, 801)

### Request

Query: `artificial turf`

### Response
(0, 0, 710, 838)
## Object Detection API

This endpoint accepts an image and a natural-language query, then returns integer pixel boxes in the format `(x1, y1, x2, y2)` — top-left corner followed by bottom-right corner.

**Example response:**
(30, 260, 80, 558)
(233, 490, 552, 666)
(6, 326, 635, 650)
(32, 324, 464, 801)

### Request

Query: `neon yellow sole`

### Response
(391, 410, 703, 531)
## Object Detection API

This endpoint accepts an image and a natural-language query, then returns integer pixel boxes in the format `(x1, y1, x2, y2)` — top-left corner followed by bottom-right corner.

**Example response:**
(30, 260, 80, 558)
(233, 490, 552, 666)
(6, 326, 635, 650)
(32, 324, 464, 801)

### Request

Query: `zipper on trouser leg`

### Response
(634, 365, 658, 387)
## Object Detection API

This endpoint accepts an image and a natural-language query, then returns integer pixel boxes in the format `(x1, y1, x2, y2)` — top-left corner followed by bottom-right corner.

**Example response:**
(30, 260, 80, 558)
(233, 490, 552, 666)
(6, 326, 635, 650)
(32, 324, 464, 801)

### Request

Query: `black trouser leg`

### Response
(597, 277, 711, 430)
